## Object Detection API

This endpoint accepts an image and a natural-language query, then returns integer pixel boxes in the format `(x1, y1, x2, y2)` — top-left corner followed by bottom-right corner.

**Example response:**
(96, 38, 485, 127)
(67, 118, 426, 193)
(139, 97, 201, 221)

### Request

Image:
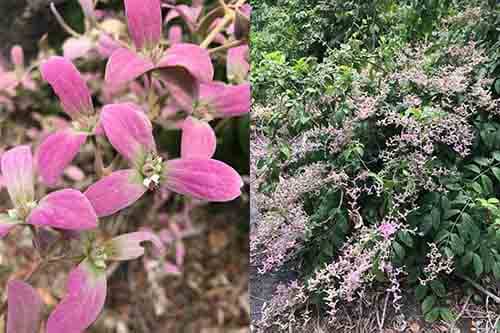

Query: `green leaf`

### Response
(464, 164, 481, 174)
(471, 182, 482, 193)
(462, 251, 474, 267)
(439, 307, 456, 322)
(443, 209, 461, 220)
(473, 253, 484, 277)
(430, 280, 446, 297)
(492, 151, 500, 161)
(443, 247, 454, 259)
(421, 214, 433, 235)
(481, 175, 494, 194)
(431, 208, 441, 229)
(422, 295, 437, 314)
(450, 234, 465, 255)
(457, 221, 470, 241)
(493, 262, 500, 280)
(474, 157, 491, 166)
(425, 308, 441, 322)
(397, 231, 414, 247)
(462, 212, 474, 224)
(393, 242, 406, 260)
(415, 284, 428, 301)
(495, 79, 500, 94)
(492, 167, 500, 182)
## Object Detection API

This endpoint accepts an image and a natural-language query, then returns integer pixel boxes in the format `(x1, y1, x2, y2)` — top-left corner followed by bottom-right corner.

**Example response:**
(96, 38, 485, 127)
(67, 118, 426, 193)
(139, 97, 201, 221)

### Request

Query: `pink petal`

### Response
(124, 0, 162, 49)
(100, 103, 155, 165)
(97, 34, 121, 58)
(0, 72, 17, 94)
(164, 261, 181, 275)
(7, 280, 43, 333)
(36, 130, 88, 186)
(168, 25, 183, 45)
(47, 260, 106, 333)
(165, 5, 202, 32)
(181, 117, 216, 159)
(64, 165, 86, 182)
(105, 48, 155, 90)
(0, 214, 20, 239)
(159, 67, 199, 112)
(107, 231, 163, 261)
(63, 37, 94, 60)
(157, 43, 214, 82)
(240, 4, 252, 17)
(1, 146, 34, 208)
(227, 45, 249, 83)
(164, 158, 243, 202)
(40, 56, 93, 118)
(84, 169, 147, 217)
(199, 82, 251, 117)
(10, 45, 24, 67)
(28, 189, 98, 230)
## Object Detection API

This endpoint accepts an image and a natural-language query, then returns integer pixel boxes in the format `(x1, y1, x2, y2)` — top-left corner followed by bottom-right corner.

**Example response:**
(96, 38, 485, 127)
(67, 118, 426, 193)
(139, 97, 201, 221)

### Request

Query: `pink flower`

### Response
(196, 81, 251, 119)
(168, 25, 183, 45)
(0, 146, 98, 238)
(84, 103, 243, 217)
(0, 45, 36, 95)
(164, 3, 203, 33)
(6, 280, 43, 333)
(47, 232, 162, 332)
(37, 56, 97, 186)
(105, 0, 214, 109)
(159, 222, 186, 275)
(378, 223, 398, 239)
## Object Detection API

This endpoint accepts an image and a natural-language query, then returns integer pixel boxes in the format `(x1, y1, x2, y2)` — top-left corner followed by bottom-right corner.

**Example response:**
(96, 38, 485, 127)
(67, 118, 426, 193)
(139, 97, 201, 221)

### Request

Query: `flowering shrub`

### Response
(0, 0, 250, 331)
(252, 2, 500, 331)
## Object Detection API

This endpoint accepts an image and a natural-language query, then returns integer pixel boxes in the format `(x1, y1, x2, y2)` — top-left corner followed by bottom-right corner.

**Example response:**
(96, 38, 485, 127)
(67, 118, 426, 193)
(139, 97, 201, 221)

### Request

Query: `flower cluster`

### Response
(1, 0, 250, 331)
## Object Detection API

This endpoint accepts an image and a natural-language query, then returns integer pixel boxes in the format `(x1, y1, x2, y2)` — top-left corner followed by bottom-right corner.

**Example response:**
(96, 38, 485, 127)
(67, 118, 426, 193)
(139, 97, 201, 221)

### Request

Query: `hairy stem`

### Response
(209, 39, 244, 54)
(200, 14, 233, 48)
(93, 136, 105, 179)
(50, 2, 82, 38)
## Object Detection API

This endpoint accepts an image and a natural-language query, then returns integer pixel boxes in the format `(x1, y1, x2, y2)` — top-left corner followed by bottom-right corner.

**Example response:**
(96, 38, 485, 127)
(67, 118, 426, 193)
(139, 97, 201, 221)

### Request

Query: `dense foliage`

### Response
(251, 0, 500, 331)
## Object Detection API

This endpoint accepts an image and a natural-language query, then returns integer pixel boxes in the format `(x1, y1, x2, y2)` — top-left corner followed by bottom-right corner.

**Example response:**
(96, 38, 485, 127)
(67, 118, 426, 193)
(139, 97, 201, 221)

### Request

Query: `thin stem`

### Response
(457, 273, 500, 304)
(200, 14, 233, 48)
(209, 39, 244, 54)
(50, 2, 82, 38)
(200, 0, 246, 48)
(104, 153, 122, 175)
(93, 136, 105, 179)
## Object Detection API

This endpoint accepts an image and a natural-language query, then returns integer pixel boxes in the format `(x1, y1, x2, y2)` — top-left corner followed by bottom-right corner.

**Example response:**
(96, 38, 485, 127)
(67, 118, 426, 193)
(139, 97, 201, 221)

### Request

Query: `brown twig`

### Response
(209, 39, 244, 54)
(457, 273, 500, 304)
(200, 0, 246, 48)
(450, 295, 471, 332)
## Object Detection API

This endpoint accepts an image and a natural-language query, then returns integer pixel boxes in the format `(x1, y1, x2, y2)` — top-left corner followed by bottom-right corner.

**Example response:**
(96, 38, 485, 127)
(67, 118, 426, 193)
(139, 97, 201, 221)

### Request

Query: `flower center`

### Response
(90, 246, 108, 270)
(141, 152, 164, 190)
(73, 114, 98, 133)
(8, 201, 37, 221)
(192, 101, 216, 122)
